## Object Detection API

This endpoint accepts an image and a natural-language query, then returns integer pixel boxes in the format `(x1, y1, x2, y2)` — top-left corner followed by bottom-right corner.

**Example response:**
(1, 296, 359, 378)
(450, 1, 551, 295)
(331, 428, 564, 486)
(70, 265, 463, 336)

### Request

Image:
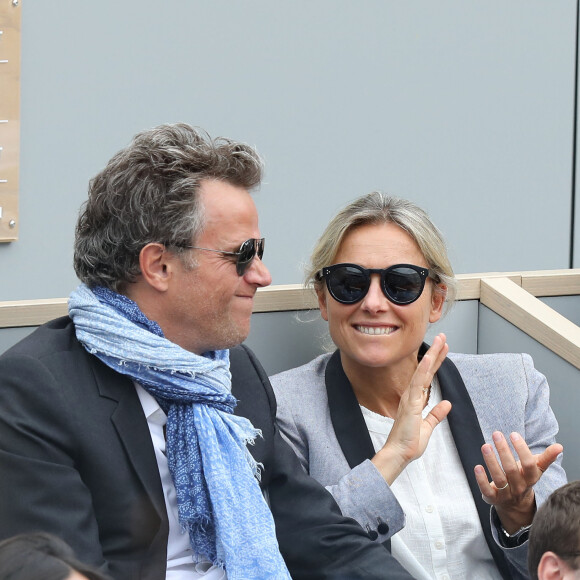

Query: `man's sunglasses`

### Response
(317, 263, 432, 305)
(168, 238, 265, 276)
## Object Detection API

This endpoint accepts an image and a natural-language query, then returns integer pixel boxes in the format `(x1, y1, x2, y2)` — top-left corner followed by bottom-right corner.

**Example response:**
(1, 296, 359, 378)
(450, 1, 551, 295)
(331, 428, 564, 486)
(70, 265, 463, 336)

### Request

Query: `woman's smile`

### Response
(353, 324, 398, 336)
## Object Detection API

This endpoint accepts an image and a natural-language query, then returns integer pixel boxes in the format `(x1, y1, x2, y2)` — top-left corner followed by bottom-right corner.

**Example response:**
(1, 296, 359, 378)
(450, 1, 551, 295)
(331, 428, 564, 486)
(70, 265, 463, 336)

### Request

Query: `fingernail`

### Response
(474, 465, 484, 475)
(511, 432, 521, 442)
(492, 432, 503, 443)
(482, 445, 492, 456)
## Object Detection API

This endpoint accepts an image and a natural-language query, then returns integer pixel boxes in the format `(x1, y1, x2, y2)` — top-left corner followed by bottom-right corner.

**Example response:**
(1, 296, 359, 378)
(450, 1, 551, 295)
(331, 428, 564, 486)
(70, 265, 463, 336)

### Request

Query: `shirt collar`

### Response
(134, 382, 167, 426)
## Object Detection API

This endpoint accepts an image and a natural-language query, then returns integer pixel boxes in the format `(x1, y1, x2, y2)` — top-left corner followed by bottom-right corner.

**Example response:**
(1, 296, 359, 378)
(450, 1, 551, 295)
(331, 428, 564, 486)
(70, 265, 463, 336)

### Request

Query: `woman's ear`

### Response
(317, 287, 329, 322)
(139, 243, 172, 292)
(429, 284, 446, 324)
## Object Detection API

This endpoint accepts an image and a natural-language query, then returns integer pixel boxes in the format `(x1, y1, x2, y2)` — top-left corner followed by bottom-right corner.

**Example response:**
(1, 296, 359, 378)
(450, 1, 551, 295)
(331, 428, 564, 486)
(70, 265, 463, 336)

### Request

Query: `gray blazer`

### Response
(271, 349, 566, 580)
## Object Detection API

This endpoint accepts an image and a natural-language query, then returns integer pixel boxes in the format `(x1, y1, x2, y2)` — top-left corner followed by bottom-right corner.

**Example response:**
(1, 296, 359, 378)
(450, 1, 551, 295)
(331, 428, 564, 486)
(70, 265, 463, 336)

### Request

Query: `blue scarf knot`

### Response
(68, 284, 291, 579)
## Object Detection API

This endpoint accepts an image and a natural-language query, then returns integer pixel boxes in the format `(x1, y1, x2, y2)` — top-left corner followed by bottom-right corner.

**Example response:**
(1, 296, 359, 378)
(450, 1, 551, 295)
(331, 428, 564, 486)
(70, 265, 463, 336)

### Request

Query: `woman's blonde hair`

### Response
(307, 192, 457, 313)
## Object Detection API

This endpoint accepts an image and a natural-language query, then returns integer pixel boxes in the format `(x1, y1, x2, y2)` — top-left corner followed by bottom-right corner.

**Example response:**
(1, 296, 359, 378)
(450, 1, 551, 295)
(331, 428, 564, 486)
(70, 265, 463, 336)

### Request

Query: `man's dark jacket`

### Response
(0, 317, 414, 579)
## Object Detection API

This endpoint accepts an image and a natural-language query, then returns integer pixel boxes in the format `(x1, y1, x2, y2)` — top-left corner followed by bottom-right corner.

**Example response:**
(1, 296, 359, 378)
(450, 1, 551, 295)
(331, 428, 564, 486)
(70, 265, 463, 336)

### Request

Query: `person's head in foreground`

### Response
(0, 532, 110, 580)
(528, 480, 580, 580)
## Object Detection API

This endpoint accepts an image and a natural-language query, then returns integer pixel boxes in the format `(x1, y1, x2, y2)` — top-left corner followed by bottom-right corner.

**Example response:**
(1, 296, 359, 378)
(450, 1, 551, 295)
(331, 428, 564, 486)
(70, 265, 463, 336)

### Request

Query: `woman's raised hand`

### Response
(371, 333, 452, 485)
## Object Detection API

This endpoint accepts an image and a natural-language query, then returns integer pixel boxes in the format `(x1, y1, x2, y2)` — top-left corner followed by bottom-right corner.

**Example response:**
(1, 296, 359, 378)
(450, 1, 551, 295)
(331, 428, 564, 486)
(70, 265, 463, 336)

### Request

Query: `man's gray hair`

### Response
(74, 123, 263, 292)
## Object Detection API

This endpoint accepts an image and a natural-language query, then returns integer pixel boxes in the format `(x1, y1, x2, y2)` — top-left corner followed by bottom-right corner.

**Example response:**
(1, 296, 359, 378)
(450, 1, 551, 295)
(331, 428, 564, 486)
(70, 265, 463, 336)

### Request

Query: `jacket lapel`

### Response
(325, 350, 376, 468)
(89, 353, 167, 522)
(436, 354, 511, 580)
(325, 351, 393, 550)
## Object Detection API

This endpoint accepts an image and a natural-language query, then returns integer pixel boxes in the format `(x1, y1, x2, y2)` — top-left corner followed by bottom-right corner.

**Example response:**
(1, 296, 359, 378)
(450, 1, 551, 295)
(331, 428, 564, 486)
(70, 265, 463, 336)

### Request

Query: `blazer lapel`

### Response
(437, 353, 511, 580)
(325, 351, 393, 550)
(90, 354, 167, 522)
(325, 350, 376, 468)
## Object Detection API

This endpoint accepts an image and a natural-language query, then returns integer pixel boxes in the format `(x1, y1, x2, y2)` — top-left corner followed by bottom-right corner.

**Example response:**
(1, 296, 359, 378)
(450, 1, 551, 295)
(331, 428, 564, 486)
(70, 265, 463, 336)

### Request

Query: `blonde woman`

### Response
(271, 192, 565, 580)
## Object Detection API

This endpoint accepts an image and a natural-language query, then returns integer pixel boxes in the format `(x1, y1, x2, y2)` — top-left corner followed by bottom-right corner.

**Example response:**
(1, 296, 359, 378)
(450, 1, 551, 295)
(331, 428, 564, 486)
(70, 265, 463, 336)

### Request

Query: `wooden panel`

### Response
(254, 284, 318, 313)
(4, 270, 580, 370)
(521, 269, 580, 297)
(455, 272, 522, 300)
(0, 298, 68, 328)
(0, 0, 21, 242)
(480, 277, 580, 370)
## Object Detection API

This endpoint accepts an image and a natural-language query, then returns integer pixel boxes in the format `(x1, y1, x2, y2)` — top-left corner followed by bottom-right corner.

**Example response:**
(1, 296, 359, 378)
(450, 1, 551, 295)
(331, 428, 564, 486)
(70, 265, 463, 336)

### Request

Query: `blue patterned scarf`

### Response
(68, 284, 291, 580)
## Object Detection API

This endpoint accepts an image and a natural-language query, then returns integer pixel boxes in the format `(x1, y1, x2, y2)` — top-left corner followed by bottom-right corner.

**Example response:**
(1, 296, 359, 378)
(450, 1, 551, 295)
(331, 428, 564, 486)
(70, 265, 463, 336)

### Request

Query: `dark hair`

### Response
(0, 532, 111, 580)
(73, 123, 263, 292)
(528, 480, 580, 579)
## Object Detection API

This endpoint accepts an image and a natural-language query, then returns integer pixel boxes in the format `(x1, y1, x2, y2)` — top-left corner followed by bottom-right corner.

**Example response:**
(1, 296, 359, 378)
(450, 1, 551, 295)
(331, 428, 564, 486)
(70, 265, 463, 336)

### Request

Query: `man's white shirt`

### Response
(135, 383, 227, 580)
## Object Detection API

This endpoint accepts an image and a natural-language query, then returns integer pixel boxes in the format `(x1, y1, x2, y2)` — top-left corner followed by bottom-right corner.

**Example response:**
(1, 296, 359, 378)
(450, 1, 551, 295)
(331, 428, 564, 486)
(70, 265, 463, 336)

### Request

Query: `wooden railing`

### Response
(2, 269, 580, 368)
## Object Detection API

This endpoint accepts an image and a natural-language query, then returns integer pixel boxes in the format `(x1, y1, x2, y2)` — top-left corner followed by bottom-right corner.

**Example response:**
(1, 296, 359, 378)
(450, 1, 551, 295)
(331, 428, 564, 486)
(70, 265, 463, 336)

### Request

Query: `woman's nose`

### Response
(360, 275, 389, 312)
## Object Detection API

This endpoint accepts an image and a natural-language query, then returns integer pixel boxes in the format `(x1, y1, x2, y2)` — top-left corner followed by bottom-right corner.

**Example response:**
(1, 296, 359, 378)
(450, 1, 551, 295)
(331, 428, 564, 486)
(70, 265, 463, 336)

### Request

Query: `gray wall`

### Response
(478, 296, 580, 481)
(0, 326, 33, 355)
(0, 1, 578, 301)
(0, 1, 578, 480)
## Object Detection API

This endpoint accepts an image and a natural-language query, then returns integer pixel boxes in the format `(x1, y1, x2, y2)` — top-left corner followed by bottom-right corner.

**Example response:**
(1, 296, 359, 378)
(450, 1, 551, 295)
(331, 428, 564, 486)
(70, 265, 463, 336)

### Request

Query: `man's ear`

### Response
(139, 243, 173, 292)
(537, 551, 570, 579)
(317, 287, 329, 322)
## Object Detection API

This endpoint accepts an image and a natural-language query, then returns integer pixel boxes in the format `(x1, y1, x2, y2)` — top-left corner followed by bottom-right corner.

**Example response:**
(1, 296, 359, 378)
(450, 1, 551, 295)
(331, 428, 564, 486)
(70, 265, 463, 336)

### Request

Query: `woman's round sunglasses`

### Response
(317, 263, 432, 305)
(167, 238, 265, 276)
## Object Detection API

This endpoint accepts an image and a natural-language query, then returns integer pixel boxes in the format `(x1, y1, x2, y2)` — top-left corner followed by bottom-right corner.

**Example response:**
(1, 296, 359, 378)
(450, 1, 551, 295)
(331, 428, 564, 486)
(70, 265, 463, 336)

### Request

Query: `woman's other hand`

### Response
(371, 333, 452, 485)
(474, 431, 563, 534)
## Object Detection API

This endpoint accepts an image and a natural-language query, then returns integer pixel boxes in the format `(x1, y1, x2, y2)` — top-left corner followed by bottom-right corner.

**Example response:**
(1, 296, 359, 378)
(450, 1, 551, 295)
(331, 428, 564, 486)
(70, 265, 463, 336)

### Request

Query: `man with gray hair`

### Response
(0, 123, 414, 579)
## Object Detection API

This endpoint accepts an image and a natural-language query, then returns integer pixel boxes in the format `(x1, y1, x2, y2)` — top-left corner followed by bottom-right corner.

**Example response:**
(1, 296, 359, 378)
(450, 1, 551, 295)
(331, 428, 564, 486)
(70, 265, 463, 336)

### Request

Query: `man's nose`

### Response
(244, 256, 272, 287)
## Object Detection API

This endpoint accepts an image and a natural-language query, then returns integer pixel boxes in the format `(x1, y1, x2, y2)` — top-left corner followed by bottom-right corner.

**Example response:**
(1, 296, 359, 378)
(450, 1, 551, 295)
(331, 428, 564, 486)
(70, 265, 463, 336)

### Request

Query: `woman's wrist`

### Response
(371, 445, 410, 485)
(492, 507, 532, 547)
(495, 493, 536, 534)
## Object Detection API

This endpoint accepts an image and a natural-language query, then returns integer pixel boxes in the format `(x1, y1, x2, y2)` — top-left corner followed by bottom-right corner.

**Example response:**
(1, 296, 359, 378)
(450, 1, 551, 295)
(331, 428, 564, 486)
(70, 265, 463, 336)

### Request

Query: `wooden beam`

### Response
(2, 270, 580, 367)
(254, 284, 318, 312)
(0, 298, 67, 328)
(521, 269, 580, 297)
(455, 272, 522, 300)
(480, 277, 580, 370)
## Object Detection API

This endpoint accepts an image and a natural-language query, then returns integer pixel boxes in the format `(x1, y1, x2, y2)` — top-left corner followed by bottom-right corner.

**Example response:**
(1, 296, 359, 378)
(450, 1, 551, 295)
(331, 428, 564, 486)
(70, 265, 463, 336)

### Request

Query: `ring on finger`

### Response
(494, 481, 509, 490)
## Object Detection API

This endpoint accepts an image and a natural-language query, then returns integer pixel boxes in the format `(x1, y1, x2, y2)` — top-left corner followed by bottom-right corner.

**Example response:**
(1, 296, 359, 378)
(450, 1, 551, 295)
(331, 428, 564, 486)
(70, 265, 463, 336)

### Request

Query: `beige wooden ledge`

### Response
(0, 298, 67, 328)
(480, 277, 580, 369)
(2, 269, 580, 369)
(0, 272, 506, 325)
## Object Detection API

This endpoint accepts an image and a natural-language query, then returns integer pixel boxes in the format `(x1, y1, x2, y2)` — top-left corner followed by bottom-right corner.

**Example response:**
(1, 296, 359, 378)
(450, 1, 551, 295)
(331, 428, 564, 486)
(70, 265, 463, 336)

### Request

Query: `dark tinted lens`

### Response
(328, 266, 369, 304)
(236, 239, 255, 275)
(236, 239, 264, 275)
(256, 238, 265, 260)
(383, 267, 424, 304)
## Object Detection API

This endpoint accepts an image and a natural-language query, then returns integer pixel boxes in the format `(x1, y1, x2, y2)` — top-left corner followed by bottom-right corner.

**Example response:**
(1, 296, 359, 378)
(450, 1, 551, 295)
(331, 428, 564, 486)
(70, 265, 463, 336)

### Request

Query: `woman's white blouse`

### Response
(361, 377, 502, 580)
